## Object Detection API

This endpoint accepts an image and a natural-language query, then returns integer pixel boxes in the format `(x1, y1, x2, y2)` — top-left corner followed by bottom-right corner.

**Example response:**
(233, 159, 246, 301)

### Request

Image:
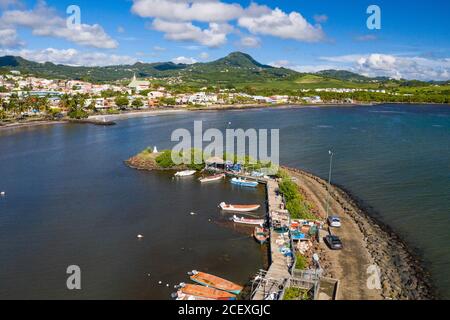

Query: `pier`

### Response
(252, 179, 293, 300)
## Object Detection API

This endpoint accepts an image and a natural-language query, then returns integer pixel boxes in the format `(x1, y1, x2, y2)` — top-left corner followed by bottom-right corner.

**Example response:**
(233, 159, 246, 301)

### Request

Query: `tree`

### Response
(131, 98, 144, 109)
(115, 96, 129, 109)
(67, 94, 88, 119)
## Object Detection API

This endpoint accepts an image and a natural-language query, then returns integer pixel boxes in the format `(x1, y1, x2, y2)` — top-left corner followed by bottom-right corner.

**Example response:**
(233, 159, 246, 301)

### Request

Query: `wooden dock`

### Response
(252, 179, 292, 300)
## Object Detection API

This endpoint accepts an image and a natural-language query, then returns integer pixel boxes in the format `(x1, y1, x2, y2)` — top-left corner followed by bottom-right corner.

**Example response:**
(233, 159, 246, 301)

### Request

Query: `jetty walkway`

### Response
(252, 179, 292, 300)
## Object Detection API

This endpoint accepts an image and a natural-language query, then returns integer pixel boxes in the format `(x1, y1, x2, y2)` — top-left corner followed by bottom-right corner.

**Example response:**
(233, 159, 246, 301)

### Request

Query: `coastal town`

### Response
(0, 70, 409, 124)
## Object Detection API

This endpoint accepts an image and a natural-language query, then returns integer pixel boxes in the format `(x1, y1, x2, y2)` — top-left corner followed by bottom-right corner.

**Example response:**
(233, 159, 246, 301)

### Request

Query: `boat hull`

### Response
(175, 170, 196, 177)
(231, 178, 258, 188)
(232, 215, 265, 226)
(220, 202, 261, 212)
(190, 272, 243, 295)
(180, 284, 237, 300)
(200, 174, 225, 183)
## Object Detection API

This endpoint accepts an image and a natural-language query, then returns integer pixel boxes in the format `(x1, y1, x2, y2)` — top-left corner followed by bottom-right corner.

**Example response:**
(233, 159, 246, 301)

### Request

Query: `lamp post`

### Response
(325, 150, 334, 220)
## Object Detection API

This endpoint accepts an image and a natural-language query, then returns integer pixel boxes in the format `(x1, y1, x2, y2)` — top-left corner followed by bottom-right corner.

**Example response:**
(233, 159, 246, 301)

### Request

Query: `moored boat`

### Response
(232, 215, 265, 226)
(175, 170, 196, 177)
(179, 283, 237, 300)
(219, 202, 260, 212)
(199, 173, 225, 183)
(254, 227, 269, 244)
(189, 271, 243, 295)
(230, 177, 258, 188)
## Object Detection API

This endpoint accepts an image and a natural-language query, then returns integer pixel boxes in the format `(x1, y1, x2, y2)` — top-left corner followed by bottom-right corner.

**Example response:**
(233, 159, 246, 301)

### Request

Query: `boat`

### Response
(232, 215, 265, 226)
(174, 170, 196, 177)
(254, 227, 269, 244)
(175, 292, 215, 301)
(230, 177, 258, 188)
(189, 271, 243, 295)
(219, 202, 260, 212)
(179, 283, 237, 300)
(199, 173, 225, 183)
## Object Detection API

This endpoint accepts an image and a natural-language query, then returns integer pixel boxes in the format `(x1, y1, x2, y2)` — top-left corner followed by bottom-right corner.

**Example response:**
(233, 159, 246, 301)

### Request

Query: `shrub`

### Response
(155, 150, 176, 168)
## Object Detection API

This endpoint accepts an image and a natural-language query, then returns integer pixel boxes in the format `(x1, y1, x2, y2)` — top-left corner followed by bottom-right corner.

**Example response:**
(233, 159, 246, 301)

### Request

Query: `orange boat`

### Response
(180, 284, 237, 300)
(190, 271, 243, 294)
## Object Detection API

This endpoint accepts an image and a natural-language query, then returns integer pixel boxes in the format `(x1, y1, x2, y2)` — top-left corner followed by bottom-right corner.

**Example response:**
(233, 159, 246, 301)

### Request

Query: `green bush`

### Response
(278, 175, 317, 220)
(155, 150, 176, 168)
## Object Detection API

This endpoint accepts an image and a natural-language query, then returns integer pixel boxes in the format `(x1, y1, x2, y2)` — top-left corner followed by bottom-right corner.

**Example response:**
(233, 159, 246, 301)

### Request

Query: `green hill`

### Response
(1, 52, 447, 97)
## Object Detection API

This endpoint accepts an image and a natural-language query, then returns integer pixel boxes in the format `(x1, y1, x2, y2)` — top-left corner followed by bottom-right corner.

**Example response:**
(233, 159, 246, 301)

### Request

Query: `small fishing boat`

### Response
(189, 271, 243, 295)
(232, 215, 265, 226)
(175, 170, 196, 177)
(220, 202, 261, 212)
(174, 292, 214, 301)
(178, 283, 237, 300)
(199, 173, 225, 183)
(231, 178, 258, 188)
(254, 227, 269, 244)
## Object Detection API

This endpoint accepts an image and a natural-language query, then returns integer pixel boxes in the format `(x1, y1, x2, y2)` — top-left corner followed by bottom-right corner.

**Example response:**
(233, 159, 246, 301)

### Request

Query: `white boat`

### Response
(231, 178, 258, 188)
(199, 173, 225, 183)
(232, 215, 265, 226)
(220, 202, 260, 212)
(175, 170, 196, 177)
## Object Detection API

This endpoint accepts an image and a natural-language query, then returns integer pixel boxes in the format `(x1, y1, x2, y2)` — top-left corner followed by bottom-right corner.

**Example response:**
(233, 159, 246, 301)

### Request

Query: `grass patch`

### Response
(295, 253, 308, 270)
(277, 169, 317, 220)
(283, 287, 310, 301)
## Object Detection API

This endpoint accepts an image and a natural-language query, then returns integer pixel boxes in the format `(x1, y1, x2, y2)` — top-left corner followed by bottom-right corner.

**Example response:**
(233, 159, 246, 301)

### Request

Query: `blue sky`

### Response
(0, 0, 449, 80)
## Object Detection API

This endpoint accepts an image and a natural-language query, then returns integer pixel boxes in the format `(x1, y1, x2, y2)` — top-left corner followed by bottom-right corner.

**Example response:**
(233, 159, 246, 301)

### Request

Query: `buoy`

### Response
(158, 281, 162, 285)
(0, 192, 5, 196)
(166, 284, 170, 287)
(137, 234, 144, 239)
(190, 212, 196, 216)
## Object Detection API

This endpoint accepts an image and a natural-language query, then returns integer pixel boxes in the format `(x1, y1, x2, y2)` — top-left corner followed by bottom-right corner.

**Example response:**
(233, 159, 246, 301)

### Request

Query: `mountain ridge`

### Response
(0, 52, 434, 87)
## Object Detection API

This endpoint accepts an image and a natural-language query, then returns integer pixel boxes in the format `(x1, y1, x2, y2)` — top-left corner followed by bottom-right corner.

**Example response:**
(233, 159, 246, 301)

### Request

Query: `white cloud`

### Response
(117, 26, 125, 33)
(0, 48, 138, 66)
(238, 8, 325, 42)
(238, 36, 261, 48)
(269, 60, 336, 73)
(131, 0, 244, 22)
(321, 53, 450, 81)
(0, 28, 23, 47)
(172, 56, 197, 64)
(0, 2, 117, 49)
(131, 1, 326, 47)
(152, 19, 231, 47)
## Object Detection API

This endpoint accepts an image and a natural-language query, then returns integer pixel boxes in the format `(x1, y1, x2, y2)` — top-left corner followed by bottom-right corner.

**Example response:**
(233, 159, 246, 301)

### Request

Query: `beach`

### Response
(284, 167, 435, 300)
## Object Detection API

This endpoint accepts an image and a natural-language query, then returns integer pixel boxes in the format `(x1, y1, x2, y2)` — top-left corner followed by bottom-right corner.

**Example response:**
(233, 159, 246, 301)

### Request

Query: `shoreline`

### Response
(283, 166, 436, 300)
(2, 102, 449, 131)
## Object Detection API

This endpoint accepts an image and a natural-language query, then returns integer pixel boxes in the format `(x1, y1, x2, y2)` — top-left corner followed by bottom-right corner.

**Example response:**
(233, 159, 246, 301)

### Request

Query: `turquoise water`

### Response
(0, 104, 449, 299)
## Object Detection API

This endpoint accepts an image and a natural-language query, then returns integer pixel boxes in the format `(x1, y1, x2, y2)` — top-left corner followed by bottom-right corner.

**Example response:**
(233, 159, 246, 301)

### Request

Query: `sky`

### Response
(0, 0, 449, 80)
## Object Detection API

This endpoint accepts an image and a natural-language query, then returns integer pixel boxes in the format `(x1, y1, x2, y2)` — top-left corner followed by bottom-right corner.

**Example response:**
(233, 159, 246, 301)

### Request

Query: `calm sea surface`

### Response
(0, 104, 449, 299)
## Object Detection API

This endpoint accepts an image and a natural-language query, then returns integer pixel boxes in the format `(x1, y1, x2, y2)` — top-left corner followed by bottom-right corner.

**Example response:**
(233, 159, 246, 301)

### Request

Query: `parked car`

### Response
(324, 235, 343, 250)
(328, 216, 342, 228)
